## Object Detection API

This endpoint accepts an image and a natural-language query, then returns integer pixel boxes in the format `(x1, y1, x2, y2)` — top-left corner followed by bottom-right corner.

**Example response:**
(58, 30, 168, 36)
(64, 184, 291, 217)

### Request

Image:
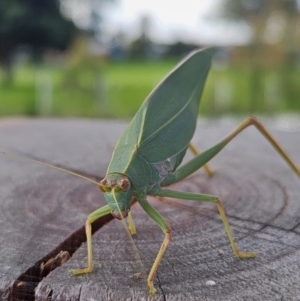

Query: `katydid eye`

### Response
(99, 179, 109, 192)
(119, 178, 130, 191)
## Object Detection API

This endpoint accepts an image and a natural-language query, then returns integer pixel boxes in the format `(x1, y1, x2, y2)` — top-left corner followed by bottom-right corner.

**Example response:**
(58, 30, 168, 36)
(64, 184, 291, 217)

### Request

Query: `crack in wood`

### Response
(10, 186, 114, 301)
(156, 273, 166, 301)
(8, 188, 140, 300)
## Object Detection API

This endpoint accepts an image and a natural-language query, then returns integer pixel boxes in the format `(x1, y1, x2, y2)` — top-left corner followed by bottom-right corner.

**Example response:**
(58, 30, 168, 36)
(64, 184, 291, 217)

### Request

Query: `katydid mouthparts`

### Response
(1, 48, 299, 295)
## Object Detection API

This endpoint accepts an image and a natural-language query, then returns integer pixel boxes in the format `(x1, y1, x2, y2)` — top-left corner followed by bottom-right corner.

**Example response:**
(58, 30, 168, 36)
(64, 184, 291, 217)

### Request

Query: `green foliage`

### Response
(223, 0, 298, 18)
(127, 15, 153, 59)
(0, 0, 77, 76)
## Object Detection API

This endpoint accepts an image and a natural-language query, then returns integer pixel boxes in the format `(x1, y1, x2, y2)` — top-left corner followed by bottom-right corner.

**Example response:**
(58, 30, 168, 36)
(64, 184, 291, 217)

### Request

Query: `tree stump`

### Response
(0, 118, 300, 301)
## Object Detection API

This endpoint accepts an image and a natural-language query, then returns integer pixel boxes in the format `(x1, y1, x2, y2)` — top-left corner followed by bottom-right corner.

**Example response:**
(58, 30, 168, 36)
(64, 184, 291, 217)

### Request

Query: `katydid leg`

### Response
(137, 196, 171, 294)
(127, 211, 136, 235)
(158, 189, 255, 259)
(164, 117, 300, 186)
(71, 204, 111, 275)
(189, 142, 214, 177)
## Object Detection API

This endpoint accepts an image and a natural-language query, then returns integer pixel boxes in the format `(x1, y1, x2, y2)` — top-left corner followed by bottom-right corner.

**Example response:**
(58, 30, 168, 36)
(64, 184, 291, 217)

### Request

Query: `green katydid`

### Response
(1, 48, 299, 294)
(70, 48, 300, 294)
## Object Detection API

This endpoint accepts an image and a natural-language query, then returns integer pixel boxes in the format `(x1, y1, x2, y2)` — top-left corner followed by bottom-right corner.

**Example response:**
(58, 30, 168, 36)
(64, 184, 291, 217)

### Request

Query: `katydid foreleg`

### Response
(71, 204, 111, 275)
(157, 189, 256, 258)
(137, 195, 171, 294)
(163, 117, 300, 186)
(127, 211, 136, 235)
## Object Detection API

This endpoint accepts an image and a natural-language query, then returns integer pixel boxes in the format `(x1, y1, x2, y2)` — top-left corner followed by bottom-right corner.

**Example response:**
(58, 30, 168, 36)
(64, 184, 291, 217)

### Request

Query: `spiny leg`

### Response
(71, 204, 111, 275)
(163, 116, 300, 186)
(189, 142, 214, 177)
(158, 189, 255, 259)
(137, 196, 171, 294)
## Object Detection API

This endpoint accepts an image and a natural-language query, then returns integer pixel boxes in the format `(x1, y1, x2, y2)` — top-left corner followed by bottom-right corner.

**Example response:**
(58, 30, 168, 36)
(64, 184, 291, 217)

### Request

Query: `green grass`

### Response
(0, 60, 299, 119)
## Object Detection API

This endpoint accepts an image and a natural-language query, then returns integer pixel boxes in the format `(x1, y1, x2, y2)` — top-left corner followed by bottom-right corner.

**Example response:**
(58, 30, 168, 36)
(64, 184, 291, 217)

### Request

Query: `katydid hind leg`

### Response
(158, 189, 256, 259)
(189, 142, 214, 177)
(71, 204, 111, 275)
(137, 196, 171, 294)
(156, 143, 214, 205)
(164, 117, 300, 186)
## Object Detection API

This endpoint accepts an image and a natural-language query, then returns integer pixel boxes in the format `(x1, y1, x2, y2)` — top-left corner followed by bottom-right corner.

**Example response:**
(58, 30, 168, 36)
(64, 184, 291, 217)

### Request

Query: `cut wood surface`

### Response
(0, 117, 300, 301)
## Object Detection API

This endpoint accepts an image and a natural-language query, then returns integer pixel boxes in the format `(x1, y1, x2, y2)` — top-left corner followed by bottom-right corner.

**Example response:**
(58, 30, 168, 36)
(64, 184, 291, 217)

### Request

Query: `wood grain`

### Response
(0, 118, 299, 301)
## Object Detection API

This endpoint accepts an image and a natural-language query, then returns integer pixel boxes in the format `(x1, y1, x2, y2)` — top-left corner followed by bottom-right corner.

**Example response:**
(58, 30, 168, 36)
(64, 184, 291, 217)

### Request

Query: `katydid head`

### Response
(99, 173, 133, 220)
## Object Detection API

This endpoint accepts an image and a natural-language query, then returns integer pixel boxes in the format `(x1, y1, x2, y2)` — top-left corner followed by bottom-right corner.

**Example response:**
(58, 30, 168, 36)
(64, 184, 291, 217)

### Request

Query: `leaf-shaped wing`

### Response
(137, 48, 212, 162)
(107, 48, 212, 189)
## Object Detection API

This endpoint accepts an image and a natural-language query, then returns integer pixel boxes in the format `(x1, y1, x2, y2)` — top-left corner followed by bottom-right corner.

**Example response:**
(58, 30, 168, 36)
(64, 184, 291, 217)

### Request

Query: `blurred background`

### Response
(0, 0, 300, 119)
